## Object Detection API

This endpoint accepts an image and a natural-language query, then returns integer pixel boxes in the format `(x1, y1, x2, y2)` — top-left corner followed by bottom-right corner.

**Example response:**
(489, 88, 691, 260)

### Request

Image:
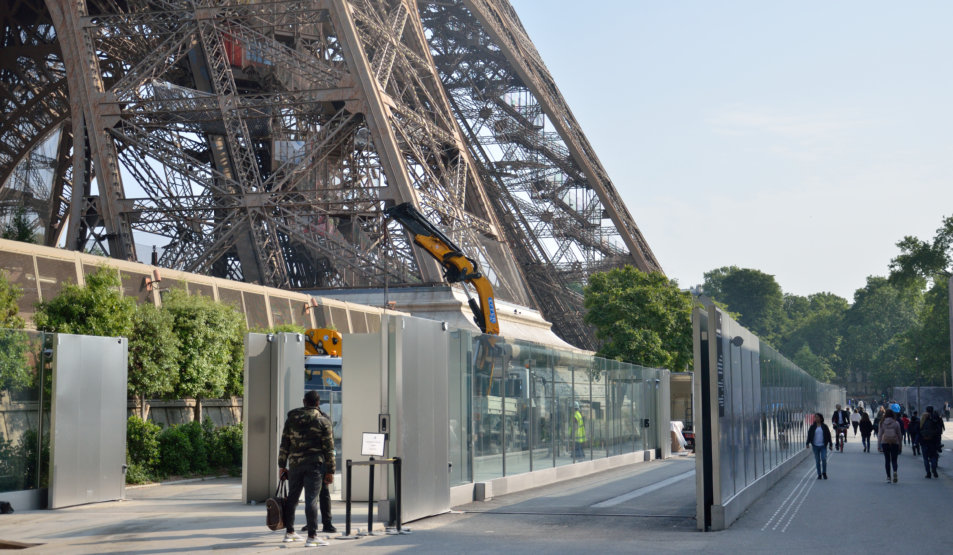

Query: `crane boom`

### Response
(384, 202, 500, 335)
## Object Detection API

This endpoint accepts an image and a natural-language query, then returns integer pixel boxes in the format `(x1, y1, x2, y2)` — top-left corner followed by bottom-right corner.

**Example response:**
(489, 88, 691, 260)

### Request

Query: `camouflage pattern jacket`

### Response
(278, 406, 335, 473)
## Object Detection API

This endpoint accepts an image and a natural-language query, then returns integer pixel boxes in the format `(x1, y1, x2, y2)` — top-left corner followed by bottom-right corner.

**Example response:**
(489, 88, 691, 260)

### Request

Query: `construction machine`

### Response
(384, 202, 500, 335)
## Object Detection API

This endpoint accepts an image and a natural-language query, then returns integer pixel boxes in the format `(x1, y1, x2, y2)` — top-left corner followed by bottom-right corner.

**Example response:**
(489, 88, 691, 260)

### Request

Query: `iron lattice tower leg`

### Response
(0, 0, 661, 350)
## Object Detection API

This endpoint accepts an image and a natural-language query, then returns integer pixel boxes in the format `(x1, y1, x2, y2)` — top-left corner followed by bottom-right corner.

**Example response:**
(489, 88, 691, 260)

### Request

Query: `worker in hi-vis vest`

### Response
(573, 401, 587, 459)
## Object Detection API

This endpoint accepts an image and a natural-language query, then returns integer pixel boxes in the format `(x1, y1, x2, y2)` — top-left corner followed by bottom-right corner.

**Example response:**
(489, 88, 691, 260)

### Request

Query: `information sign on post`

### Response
(361, 432, 386, 457)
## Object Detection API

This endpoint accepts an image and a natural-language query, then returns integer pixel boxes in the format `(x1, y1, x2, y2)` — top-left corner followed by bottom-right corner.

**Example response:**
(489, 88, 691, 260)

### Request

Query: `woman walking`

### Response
(851, 408, 861, 436)
(859, 411, 874, 452)
(878, 408, 902, 483)
(806, 413, 832, 479)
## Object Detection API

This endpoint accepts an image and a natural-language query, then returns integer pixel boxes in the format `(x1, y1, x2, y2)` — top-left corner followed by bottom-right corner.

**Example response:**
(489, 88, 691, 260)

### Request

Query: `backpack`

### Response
(920, 414, 939, 441)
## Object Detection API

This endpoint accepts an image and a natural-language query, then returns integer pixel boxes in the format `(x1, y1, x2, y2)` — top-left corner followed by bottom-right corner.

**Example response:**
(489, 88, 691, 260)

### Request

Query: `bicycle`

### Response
(835, 425, 848, 452)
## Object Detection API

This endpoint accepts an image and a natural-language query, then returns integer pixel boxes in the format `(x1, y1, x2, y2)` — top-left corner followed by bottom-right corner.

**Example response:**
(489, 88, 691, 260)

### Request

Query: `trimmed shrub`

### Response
(126, 416, 161, 476)
(157, 425, 192, 477)
(181, 421, 209, 474)
(215, 422, 243, 469)
(125, 462, 153, 485)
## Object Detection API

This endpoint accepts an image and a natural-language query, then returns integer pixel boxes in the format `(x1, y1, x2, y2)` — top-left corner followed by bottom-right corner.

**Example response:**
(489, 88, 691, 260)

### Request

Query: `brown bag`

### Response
(265, 478, 288, 531)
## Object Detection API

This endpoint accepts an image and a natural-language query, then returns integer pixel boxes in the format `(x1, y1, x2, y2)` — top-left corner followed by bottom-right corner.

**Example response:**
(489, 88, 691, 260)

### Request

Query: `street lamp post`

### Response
(915, 356, 921, 414)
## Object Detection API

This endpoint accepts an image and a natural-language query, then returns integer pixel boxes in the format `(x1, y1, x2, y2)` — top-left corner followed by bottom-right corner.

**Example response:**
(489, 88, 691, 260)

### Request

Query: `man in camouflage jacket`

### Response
(279, 390, 335, 544)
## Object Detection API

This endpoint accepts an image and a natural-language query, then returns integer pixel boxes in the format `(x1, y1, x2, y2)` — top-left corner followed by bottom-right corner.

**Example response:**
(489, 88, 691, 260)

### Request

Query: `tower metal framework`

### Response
(1, 0, 661, 349)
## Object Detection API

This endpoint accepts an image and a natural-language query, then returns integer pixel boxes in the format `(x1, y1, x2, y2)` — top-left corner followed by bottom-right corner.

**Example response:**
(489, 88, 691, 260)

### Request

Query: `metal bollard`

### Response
(345, 460, 353, 537)
(394, 457, 402, 532)
(367, 456, 375, 534)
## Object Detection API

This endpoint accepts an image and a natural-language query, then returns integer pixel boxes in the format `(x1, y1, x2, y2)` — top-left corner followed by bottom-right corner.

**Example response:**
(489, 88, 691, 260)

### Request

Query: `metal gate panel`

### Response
(395, 317, 450, 522)
(49, 334, 127, 509)
(243, 333, 305, 503)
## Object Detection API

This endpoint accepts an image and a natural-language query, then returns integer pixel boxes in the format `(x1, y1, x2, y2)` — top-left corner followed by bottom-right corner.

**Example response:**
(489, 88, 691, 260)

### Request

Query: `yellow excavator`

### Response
(304, 328, 342, 388)
(303, 202, 501, 392)
(384, 202, 500, 336)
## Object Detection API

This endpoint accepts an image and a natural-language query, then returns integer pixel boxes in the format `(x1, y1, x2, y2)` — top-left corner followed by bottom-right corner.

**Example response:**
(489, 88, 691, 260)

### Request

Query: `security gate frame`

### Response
(49, 334, 128, 509)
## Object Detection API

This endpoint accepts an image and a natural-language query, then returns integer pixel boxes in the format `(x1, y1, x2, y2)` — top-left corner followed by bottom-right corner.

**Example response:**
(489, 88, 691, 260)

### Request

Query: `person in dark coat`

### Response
(278, 390, 335, 547)
(859, 411, 874, 453)
(806, 413, 833, 479)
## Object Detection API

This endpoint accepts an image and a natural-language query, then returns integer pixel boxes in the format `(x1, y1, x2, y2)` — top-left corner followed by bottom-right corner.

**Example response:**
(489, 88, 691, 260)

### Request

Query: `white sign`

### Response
(361, 432, 386, 457)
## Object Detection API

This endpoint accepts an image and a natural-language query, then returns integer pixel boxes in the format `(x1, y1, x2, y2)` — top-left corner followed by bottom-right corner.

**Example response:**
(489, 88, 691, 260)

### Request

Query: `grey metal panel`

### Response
(49, 334, 127, 509)
(243, 333, 306, 503)
(396, 317, 450, 522)
(657, 370, 671, 459)
(341, 327, 387, 501)
(243, 333, 272, 503)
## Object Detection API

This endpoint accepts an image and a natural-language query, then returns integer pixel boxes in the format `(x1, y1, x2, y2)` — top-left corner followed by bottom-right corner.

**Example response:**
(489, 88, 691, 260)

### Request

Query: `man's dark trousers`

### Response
(320, 478, 332, 528)
(284, 463, 325, 537)
(921, 441, 939, 474)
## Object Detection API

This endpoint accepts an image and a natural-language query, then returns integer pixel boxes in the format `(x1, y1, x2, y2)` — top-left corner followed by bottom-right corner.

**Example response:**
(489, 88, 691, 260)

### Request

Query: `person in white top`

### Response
(806, 413, 833, 479)
(850, 408, 862, 436)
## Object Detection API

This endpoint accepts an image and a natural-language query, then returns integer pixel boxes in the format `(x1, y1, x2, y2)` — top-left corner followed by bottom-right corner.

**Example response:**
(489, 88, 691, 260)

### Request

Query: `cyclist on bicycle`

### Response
(832, 404, 851, 451)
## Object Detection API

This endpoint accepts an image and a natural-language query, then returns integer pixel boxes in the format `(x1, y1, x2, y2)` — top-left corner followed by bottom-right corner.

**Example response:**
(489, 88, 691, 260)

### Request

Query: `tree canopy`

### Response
(702, 266, 784, 343)
(584, 266, 692, 371)
(0, 270, 31, 392)
(33, 266, 136, 336)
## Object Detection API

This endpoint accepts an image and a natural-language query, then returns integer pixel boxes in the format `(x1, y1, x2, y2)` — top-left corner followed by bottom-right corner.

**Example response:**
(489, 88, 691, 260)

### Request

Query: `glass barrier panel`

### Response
(472, 335, 503, 482)
(0, 330, 50, 494)
(0, 253, 39, 320)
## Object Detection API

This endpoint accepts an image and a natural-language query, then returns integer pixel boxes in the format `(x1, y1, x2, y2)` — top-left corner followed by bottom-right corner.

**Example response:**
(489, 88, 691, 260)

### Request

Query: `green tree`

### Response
(839, 276, 923, 394)
(2, 206, 37, 243)
(128, 303, 181, 419)
(778, 292, 848, 380)
(33, 266, 135, 336)
(583, 266, 693, 371)
(0, 270, 31, 392)
(791, 344, 835, 383)
(702, 266, 784, 343)
(889, 215, 953, 282)
(888, 215, 952, 388)
(161, 289, 246, 421)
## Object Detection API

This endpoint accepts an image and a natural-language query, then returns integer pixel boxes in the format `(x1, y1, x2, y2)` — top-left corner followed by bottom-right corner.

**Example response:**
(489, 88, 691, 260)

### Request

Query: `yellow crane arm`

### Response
(384, 202, 499, 335)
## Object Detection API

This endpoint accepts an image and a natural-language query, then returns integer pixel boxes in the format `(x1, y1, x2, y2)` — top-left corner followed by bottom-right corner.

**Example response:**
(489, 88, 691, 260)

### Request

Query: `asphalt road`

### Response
(4, 427, 951, 553)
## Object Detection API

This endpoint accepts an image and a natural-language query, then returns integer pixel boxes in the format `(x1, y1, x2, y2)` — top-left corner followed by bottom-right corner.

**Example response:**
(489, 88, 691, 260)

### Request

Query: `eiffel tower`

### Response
(0, 0, 660, 349)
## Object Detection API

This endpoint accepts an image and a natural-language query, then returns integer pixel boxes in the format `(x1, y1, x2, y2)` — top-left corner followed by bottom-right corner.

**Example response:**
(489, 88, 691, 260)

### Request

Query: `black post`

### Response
(394, 457, 402, 532)
(345, 460, 352, 537)
(367, 456, 375, 534)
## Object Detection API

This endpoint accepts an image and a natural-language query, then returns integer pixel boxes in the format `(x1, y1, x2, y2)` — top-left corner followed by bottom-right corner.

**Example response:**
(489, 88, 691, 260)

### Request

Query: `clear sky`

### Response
(509, 0, 953, 301)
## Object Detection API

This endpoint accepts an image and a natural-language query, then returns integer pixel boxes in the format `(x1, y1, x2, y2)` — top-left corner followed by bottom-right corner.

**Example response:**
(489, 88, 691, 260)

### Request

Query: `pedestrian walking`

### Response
(945, 402, 951, 422)
(278, 390, 335, 547)
(859, 411, 874, 453)
(908, 412, 921, 456)
(900, 413, 910, 444)
(873, 406, 885, 435)
(806, 413, 833, 479)
(878, 408, 902, 483)
(851, 409, 861, 436)
(919, 406, 945, 479)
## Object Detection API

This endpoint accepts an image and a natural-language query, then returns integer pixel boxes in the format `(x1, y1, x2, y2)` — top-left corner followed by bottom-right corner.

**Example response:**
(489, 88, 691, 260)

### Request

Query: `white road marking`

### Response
(590, 470, 696, 508)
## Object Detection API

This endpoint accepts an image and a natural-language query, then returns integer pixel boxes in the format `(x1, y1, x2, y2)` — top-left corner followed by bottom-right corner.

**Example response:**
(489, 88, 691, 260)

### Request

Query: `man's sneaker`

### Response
(933, 470, 939, 478)
(822, 473, 827, 479)
(322, 524, 337, 533)
(926, 473, 932, 479)
(306, 536, 329, 547)
(893, 472, 898, 483)
(885, 476, 892, 483)
(283, 531, 304, 543)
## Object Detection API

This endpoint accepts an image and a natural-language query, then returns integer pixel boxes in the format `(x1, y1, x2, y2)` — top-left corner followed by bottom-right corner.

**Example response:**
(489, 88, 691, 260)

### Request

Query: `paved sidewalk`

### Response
(1, 423, 950, 553)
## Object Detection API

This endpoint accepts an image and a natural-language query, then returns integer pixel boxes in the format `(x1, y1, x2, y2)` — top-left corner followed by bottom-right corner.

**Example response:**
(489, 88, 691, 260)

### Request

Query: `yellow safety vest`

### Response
(573, 410, 586, 443)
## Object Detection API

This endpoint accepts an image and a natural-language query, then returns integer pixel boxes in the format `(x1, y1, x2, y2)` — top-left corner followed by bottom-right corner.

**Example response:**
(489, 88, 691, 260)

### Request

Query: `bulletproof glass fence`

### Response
(695, 305, 844, 531)
(0, 329, 52, 496)
(448, 330, 666, 486)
